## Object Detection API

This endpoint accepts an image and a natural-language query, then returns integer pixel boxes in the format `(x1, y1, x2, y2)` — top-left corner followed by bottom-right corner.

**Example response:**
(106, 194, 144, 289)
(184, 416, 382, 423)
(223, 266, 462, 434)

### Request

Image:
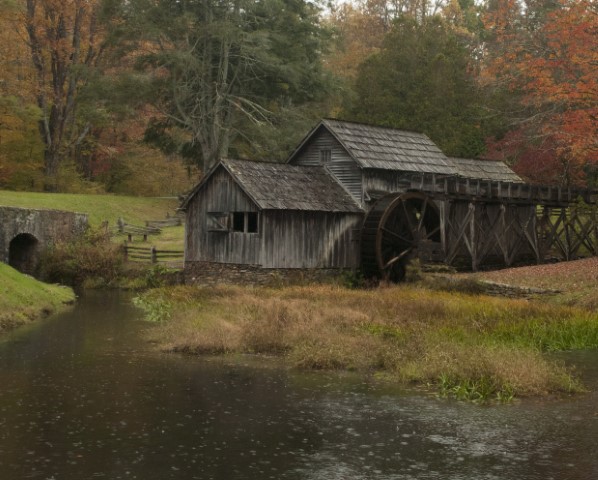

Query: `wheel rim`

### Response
(374, 192, 440, 281)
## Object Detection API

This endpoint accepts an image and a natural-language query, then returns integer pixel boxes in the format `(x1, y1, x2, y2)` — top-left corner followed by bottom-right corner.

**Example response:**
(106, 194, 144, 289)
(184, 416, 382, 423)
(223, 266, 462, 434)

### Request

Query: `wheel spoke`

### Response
(368, 193, 441, 282)
(401, 200, 417, 234)
(381, 227, 413, 244)
(417, 198, 428, 233)
(383, 249, 412, 269)
(423, 225, 441, 240)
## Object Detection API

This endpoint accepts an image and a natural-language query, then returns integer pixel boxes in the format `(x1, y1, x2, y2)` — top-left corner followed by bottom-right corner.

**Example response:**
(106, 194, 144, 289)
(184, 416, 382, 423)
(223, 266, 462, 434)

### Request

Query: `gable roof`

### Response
(290, 119, 457, 175)
(181, 159, 362, 213)
(449, 157, 524, 183)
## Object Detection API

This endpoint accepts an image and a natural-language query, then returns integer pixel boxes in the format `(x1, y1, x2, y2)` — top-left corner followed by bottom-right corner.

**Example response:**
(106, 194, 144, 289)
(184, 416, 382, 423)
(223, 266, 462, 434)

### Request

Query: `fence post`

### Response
(123, 241, 128, 262)
(151, 246, 157, 264)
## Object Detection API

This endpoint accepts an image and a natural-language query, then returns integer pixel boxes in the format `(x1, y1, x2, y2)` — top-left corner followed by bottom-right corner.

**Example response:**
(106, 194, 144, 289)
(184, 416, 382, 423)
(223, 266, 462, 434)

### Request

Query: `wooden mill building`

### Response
(182, 119, 597, 283)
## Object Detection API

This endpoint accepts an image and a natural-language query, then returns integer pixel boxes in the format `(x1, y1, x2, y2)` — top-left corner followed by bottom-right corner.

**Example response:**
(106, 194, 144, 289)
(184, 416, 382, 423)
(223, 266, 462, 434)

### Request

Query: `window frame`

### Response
(230, 211, 259, 234)
(206, 212, 230, 232)
(320, 148, 332, 165)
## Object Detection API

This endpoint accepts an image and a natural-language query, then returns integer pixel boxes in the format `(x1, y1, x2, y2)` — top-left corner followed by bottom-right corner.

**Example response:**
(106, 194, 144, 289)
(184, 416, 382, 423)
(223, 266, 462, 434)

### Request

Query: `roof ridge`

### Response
(323, 118, 430, 137)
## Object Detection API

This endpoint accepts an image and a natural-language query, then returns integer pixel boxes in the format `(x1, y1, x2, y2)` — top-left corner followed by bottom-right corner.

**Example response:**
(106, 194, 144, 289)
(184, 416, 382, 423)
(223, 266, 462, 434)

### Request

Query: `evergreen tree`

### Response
(346, 15, 485, 158)
(106, 0, 334, 170)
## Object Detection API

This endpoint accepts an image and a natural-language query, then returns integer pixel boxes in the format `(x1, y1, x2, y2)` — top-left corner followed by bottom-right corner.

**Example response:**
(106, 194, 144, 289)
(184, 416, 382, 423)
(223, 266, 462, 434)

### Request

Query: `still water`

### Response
(0, 291, 597, 480)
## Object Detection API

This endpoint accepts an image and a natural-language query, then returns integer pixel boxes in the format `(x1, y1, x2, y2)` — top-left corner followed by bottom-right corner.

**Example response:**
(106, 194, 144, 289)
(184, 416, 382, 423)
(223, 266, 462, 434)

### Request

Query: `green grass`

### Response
(0, 190, 180, 227)
(0, 263, 75, 332)
(0, 189, 185, 252)
(135, 283, 598, 401)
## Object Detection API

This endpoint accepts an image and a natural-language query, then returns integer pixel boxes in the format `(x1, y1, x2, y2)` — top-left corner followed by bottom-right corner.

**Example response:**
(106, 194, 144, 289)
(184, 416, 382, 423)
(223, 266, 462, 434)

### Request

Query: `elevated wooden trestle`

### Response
(361, 174, 598, 279)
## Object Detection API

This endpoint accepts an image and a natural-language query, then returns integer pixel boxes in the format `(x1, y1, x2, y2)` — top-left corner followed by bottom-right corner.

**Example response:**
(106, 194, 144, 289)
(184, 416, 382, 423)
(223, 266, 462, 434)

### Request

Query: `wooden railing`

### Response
(123, 243, 184, 265)
(114, 221, 161, 242)
(146, 217, 182, 228)
(393, 174, 598, 205)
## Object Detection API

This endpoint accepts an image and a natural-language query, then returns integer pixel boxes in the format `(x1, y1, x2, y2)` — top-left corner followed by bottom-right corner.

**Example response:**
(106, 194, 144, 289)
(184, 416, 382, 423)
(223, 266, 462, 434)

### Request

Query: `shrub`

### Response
(39, 226, 124, 287)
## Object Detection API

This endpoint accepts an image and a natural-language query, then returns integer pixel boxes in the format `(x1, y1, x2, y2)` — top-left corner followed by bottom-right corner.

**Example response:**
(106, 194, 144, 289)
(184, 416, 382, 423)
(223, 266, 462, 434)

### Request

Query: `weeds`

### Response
(438, 374, 514, 403)
(39, 226, 124, 287)
(139, 283, 597, 400)
(133, 293, 172, 323)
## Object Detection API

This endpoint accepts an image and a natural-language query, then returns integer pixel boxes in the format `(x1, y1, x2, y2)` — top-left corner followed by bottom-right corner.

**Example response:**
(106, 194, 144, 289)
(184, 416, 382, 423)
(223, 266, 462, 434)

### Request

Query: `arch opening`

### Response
(8, 233, 40, 276)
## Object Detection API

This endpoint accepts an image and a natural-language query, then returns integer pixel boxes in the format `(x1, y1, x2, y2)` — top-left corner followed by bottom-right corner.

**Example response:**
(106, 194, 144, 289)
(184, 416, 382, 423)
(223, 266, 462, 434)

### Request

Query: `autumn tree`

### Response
(482, 0, 598, 185)
(23, 0, 106, 190)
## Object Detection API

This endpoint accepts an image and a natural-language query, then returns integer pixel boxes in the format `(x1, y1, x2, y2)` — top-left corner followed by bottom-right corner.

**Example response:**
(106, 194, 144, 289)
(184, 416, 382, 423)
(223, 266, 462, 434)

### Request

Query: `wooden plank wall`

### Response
(185, 167, 260, 265)
(362, 170, 411, 199)
(260, 211, 362, 269)
(186, 167, 363, 269)
(290, 130, 363, 205)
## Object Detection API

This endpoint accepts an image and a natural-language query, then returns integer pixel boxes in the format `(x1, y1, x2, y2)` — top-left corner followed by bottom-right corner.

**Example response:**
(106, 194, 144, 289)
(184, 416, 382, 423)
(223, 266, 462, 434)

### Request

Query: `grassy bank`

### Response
(0, 190, 179, 227)
(134, 283, 598, 401)
(0, 263, 75, 333)
(0, 189, 185, 253)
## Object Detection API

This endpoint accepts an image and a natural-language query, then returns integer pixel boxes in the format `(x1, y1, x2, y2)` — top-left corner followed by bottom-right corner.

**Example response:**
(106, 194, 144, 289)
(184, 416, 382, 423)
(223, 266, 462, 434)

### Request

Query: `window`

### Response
(320, 149, 331, 164)
(232, 212, 245, 232)
(207, 212, 229, 231)
(246, 212, 258, 233)
(231, 212, 259, 234)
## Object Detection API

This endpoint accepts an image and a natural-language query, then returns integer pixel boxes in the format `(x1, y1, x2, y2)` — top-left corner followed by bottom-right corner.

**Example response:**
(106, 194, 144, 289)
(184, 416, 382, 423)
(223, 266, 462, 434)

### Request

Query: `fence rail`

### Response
(123, 243, 184, 265)
(146, 218, 182, 228)
(114, 221, 161, 242)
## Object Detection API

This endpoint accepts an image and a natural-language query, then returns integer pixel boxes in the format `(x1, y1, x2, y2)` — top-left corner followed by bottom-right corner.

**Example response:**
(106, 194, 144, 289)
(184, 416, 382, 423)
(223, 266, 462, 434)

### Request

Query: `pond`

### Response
(0, 291, 597, 479)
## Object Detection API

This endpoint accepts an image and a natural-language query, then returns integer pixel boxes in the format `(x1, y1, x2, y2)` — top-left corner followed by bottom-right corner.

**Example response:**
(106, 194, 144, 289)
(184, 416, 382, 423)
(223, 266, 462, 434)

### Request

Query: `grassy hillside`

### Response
(0, 190, 180, 227)
(0, 263, 75, 332)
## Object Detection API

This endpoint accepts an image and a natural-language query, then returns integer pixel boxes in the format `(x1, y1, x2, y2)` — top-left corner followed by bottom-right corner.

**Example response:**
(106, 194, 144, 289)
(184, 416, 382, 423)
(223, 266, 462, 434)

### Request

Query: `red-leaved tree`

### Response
(483, 0, 597, 186)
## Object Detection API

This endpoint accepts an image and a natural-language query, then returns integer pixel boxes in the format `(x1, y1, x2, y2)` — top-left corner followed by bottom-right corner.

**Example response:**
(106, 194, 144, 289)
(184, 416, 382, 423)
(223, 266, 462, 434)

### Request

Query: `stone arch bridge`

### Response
(0, 206, 88, 276)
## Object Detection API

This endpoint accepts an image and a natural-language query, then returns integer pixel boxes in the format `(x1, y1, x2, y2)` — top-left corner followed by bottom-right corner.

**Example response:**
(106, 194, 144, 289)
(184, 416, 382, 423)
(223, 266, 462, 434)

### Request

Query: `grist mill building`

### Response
(182, 119, 597, 283)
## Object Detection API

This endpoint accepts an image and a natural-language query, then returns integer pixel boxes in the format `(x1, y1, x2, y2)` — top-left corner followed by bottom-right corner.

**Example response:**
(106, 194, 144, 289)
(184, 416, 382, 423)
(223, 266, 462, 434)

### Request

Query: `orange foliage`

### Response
(326, 1, 388, 81)
(483, 0, 597, 185)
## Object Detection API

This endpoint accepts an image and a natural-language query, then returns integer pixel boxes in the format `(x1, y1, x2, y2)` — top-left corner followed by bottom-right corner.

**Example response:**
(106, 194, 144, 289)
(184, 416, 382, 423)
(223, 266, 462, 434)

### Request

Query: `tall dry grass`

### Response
(136, 283, 598, 400)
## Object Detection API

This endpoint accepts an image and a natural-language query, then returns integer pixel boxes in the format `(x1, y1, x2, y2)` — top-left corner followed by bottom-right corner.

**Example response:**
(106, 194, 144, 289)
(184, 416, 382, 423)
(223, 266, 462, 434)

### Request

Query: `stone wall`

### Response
(476, 280, 561, 298)
(0, 206, 88, 274)
(185, 261, 346, 286)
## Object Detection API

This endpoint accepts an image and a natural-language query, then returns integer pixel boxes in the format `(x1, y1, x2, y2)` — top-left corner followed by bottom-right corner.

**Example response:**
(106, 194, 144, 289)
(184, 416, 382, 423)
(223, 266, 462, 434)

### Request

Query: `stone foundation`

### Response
(185, 261, 347, 286)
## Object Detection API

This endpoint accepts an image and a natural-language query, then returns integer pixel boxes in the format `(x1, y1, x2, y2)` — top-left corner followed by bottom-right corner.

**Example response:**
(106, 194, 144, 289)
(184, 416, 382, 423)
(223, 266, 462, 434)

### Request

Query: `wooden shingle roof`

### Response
(309, 119, 457, 175)
(221, 159, 362, 212)
(449, 157, 523, 183)
(181, 159, 363, 213)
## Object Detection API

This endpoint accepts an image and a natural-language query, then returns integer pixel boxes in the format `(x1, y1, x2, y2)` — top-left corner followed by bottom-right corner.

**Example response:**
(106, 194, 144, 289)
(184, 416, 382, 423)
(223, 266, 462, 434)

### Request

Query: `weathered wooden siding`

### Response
(260, 211, 362, 269)
(363, 169, 411, 199)
(185, 167, 260, 265)
(291, 129, 363, 205)
(186, 166, 363, 269)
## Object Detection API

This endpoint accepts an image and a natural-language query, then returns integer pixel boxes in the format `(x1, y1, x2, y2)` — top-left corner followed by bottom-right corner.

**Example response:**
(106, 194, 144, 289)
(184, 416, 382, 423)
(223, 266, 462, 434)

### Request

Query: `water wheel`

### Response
(361, 192, 441, 282)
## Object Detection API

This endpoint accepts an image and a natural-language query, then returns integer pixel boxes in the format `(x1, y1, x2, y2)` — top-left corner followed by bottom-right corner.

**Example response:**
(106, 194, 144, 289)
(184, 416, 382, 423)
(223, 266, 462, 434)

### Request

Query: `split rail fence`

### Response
(122, 243, 184, 266)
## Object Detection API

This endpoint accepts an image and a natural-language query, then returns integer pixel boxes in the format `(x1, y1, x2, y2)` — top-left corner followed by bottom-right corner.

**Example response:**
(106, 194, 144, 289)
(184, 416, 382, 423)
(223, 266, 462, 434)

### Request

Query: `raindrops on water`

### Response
(0, 291, 597, 480)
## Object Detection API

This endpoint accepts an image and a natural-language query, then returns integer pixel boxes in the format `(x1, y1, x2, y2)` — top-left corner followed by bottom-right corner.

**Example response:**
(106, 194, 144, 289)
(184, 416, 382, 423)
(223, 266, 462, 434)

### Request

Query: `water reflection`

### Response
(0, 291, 596, 479)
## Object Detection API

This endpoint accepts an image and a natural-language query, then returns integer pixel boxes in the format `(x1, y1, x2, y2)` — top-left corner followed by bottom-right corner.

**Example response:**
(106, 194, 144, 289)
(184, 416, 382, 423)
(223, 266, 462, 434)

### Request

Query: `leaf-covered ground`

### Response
(470, 258, 598, 310)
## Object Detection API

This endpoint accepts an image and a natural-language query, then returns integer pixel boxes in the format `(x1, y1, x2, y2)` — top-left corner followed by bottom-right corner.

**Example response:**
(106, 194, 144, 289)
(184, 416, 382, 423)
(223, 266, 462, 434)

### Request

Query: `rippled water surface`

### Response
(1, 291, 597, 480)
